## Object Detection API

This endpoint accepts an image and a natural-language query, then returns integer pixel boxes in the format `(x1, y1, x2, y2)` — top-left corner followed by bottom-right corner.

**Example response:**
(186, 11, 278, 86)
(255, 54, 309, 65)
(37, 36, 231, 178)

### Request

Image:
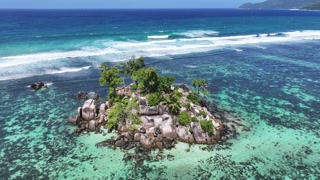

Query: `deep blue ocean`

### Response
(0, 9, 320, 179)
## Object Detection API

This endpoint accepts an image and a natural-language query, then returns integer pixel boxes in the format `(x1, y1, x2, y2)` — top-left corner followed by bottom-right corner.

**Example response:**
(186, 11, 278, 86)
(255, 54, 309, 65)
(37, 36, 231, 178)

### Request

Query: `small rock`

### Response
(30, 82, 45, 91)
(140, 127, 146, 133)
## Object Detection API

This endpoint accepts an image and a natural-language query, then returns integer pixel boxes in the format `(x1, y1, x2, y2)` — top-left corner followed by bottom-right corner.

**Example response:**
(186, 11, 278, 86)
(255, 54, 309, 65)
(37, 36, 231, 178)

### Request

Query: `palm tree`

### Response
(162, 93, 181, 115)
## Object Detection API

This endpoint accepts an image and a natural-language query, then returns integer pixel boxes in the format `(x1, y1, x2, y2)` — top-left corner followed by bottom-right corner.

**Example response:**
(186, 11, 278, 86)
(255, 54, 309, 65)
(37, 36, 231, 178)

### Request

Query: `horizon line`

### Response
(0, 7, 243, 10)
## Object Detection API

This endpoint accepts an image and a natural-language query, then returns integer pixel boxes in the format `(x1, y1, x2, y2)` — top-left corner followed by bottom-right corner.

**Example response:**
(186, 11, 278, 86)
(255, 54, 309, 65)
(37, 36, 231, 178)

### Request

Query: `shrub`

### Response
(178, 111, 191, 126)
(130, 84, 138, 92)
(163, 95, 181, 115)
(186, 103, 191, 111)
(173, 91, 183, 99)
(187, 93, 200, 105)
(125, 97, 141, 125)
(199, 110, 207, 118)
(127, 97, 138, 109)
(132, 116, 142, 125)
(158, 76, 175, 93)
(129, 125, 138, 131)
(191, 117, 199, 123)
(147, 93, 163, 106)
(189, 127, 193, 134)
(207, 120, 214, 135)
(200, 119, 214, 135)
(106, 103, 126, 130)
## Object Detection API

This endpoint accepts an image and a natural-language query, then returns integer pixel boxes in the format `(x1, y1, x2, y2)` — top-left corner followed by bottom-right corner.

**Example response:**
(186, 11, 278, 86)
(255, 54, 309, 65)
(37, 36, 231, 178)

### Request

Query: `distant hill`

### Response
(240, 0, 320, 9)
(303, 3, 320, 10)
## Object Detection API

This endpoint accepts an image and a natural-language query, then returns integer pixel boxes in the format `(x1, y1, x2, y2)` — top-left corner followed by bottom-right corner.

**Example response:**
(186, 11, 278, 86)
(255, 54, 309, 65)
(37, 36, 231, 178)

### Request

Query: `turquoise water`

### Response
(0, 9, 320, 179)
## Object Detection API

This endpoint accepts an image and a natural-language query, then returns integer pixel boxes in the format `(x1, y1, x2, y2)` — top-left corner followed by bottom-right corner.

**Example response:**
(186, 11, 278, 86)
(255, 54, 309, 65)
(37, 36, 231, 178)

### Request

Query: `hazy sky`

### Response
(0, 0, 264, 9)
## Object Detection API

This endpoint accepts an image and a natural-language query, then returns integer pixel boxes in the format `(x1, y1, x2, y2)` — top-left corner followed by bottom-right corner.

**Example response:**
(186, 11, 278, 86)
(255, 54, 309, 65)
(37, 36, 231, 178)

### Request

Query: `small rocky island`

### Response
(68, 57, 249, 150)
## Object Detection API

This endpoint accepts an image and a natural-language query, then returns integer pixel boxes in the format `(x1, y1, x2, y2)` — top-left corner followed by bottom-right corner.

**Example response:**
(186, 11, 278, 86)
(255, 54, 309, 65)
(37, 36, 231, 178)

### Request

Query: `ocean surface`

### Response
(0, 9, 320, 179)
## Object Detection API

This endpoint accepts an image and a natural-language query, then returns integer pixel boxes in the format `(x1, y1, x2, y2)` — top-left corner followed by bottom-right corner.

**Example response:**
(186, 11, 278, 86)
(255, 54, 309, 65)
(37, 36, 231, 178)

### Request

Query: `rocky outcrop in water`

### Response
(68, 84, 249, 150)
(74, 91, 100, 101)
(67, 97, 107, 134)
(30, 82, 45, 91)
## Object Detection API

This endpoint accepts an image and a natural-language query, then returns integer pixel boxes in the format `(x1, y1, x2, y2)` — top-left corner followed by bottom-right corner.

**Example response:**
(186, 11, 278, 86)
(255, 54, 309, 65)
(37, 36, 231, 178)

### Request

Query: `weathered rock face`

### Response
(140, 134, 155, 149)
(88, 120, 97, 131)
(177, 126, 195, 143)
(158, 115, 177, 139)
(140, 105, 163, 116)
(179, 84, 191, 93)
(82, 99, 96, 120)
(139, 97, 147, 106)
(68, 84, 248, 151)
(67, 115, 79, 124)
(99, 103, 106, 116)
(30, 82, 45, 91)
(192, 122, 207, 144)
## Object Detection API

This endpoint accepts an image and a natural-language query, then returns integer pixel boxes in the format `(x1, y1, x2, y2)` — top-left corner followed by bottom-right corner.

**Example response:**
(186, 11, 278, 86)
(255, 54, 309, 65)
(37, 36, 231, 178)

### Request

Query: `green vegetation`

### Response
(130, 84, 138, 92)
(199, 110, 207, 118)
(186, 103, 191, 111)
(200, 120, 214, 135)
(120, 56, 146, 84)
(99, 56, 212, 134)
(191, 116, 199, 123)
(178, 111, 191, 126)
(162, 92, 182, 115)
(147, 93, 163, 107)
(129, 125, 138, 131)
(106, 103, 126, 130)
(191, 78, 208, 96)
(187, 92, 200, 105)
(189, 127, 193, 134)
(132, 67, 159, 94)
(125, 97, 142, 125)
(158, 76, 175, 93)
(99, 63, 124, 104)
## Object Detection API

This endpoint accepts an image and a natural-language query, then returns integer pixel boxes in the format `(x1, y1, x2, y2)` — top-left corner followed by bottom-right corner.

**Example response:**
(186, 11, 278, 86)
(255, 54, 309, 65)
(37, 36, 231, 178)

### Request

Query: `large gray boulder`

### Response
(87, 120, 97, 131)
(140, 105, 163, 115)
(177, 126, 194, 143)
(99, 103, 106, 116)
(192, 122, 207, 144)
(82, 99, 96, 120)
(159, 115, 177, 139)
(67, 115, 79, 124)
(140, 134, 155, 149)
(139, 97, 147, 106)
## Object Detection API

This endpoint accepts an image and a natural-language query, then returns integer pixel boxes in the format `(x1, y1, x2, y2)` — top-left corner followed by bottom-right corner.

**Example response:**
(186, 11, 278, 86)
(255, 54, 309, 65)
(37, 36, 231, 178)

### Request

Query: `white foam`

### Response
(46, 66, 91, 75)
(184, 65, 198, 68)
(234, 48, 243, 52)
(0, 48, 120, 68)
(44, 82, 53, 87)
(0, 66, 91, 81)
(177, 30, 219, 38)
(147, 35, 169, 39)
(1, 30, 320, 81)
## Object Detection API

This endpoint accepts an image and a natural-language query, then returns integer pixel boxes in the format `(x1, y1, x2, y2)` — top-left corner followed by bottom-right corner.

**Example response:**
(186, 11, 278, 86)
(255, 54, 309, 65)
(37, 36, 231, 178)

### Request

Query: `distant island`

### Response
(67, 57, 249, 151)
(240, 0, 320, 10)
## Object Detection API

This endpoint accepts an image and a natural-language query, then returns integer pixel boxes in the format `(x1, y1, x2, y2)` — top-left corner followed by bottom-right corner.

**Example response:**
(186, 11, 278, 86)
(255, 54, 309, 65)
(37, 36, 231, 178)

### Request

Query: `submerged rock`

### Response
(74, 91, 88, 100)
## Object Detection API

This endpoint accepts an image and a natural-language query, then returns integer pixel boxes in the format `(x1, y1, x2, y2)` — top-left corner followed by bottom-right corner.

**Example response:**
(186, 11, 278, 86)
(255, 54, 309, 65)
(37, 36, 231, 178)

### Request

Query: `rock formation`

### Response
(68, 84, 249, 150)
(30, 82, 45, 91)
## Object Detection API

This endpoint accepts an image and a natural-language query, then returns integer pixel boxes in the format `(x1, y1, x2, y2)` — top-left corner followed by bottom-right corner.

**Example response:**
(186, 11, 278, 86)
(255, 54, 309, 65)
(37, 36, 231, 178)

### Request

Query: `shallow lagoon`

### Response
(1, 41, 319, 179)
(0, 9, 320, 179)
